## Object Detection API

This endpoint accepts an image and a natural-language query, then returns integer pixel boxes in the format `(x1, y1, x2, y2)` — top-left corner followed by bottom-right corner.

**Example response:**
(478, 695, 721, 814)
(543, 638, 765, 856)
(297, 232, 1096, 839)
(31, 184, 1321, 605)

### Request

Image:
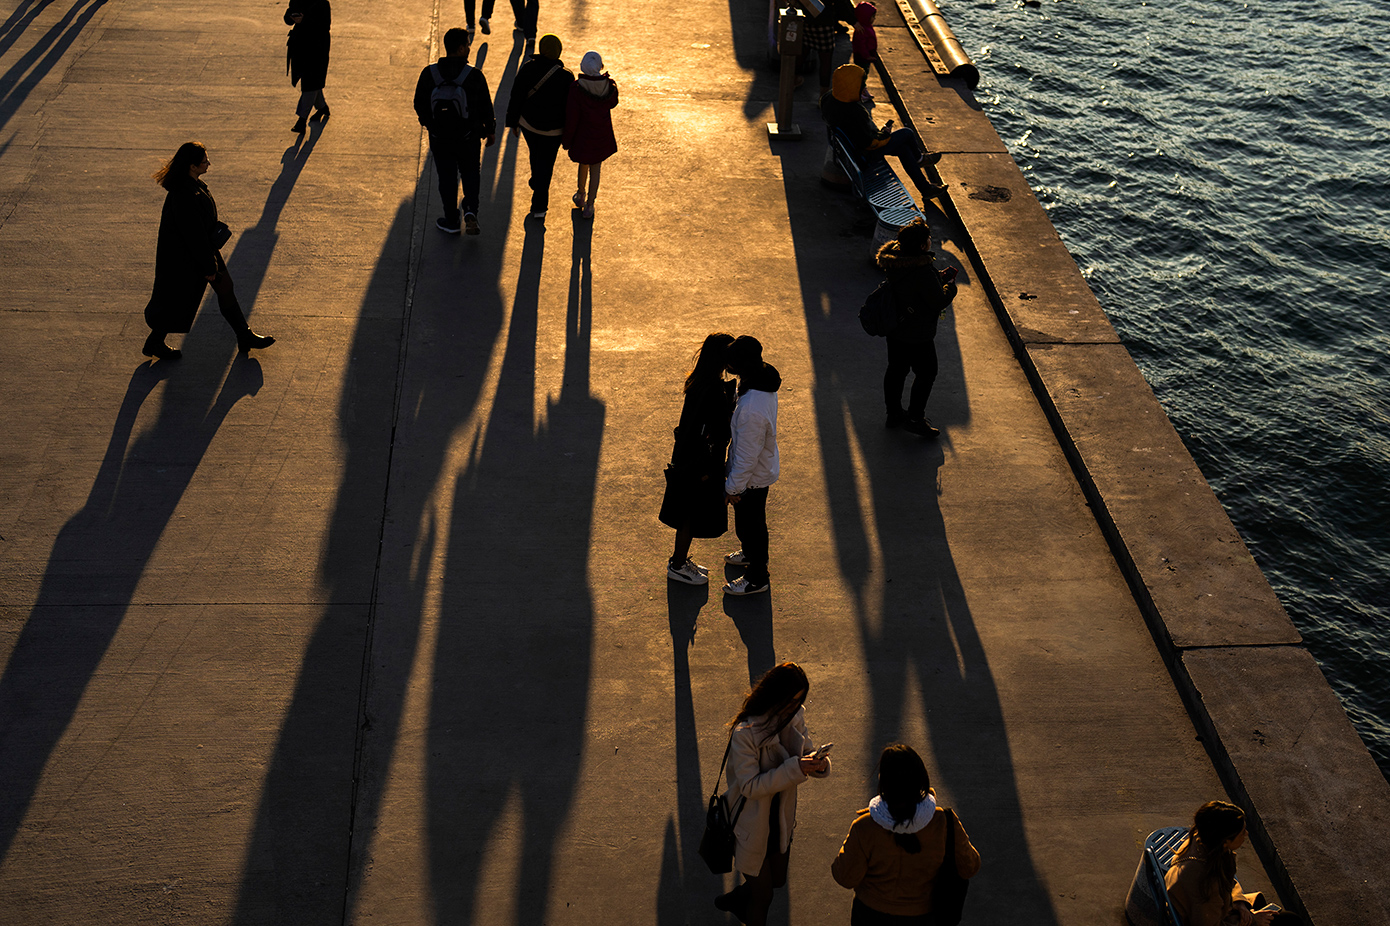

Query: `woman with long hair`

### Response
(660, 332, 737, 584)
(831, 743, 980, 924)
(715, 662, 831, 926)
(1164, 801, 1279, 926)
(143, 142, 274, 360)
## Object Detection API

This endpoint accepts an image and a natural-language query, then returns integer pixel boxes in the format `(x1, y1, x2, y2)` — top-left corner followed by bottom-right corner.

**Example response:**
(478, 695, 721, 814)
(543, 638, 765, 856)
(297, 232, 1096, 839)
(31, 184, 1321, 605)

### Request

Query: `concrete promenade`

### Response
(0, 0, 1383, 924)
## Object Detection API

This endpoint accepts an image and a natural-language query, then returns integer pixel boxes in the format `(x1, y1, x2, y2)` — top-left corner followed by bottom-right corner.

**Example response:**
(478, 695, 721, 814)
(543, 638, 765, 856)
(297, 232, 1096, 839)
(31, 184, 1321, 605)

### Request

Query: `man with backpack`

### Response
(413, 28, 497, 235)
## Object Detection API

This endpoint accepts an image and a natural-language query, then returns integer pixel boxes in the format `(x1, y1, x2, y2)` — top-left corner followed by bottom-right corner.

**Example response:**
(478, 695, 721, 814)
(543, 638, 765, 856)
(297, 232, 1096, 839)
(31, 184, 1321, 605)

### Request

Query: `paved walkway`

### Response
(0, 0, 1279, 923)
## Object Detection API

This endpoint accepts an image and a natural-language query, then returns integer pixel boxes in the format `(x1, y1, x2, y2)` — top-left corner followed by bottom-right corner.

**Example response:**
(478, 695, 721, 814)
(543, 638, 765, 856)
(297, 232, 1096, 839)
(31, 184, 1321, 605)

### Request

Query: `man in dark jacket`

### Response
(821, 64, 946, 203)
(875, 219, 957, 436)
(505, 33, 574, 220)
(413, 28, 497, 235)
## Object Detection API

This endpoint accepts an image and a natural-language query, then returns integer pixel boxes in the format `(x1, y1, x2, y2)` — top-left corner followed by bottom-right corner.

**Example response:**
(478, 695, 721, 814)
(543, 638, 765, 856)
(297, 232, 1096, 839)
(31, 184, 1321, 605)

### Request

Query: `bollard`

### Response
(767, 7, 805, 140)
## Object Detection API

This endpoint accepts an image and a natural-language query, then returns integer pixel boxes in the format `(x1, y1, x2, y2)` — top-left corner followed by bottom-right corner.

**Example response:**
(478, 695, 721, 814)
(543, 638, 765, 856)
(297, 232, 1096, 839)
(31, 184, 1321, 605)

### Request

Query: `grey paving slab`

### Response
(1182, 646, 1390, 925)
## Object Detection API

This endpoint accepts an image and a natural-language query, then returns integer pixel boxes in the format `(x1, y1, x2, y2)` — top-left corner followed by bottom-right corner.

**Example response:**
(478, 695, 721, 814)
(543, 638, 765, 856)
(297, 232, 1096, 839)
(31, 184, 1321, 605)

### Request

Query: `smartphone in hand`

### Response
(808, 742, 834, 760)
(941, 266, 958, 282)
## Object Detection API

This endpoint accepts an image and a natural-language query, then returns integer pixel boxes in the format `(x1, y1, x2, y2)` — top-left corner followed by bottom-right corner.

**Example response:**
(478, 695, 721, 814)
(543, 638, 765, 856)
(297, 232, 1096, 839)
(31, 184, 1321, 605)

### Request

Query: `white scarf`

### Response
(868, 794, 937, 834)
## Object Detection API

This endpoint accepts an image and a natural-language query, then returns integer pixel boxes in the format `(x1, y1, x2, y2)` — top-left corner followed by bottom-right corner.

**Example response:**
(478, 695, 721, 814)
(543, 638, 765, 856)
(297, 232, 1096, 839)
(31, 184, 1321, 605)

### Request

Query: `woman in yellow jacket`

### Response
(715, 662, 831, 926)
(831, 744, 980, 924)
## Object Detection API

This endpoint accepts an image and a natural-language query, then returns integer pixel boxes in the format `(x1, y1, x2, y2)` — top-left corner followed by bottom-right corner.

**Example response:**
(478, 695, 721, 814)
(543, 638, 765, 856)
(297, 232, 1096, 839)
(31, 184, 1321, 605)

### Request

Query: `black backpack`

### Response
(429, 63, 473, 142)
(859, 278, 900, 336)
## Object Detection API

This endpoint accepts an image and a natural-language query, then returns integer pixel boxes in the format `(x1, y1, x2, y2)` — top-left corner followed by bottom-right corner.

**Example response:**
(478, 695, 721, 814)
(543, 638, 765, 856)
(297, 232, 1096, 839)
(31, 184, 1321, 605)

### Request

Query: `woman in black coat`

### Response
(876, 219, 957, 438)
(285, 0, 331, 133)
(661, 332, 737, 585)
(142, 142, 275, 360)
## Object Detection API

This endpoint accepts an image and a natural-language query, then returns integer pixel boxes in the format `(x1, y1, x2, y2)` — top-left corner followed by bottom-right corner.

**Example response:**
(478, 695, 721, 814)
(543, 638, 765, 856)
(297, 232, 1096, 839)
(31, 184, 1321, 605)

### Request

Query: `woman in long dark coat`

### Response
(285, 0, 331, 133)
(661, 332, 736, 585)
(142, 142, 275, 360)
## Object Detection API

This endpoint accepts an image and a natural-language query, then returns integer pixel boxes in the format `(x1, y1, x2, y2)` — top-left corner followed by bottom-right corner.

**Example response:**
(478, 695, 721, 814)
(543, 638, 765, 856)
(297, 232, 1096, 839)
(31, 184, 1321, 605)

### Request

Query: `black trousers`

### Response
(522, 129, 563, 214)
(884, 335, 938, 419)
(431, 137, 482, 222)
(733, 486, 771, 586)
(508, 0, 538, 37)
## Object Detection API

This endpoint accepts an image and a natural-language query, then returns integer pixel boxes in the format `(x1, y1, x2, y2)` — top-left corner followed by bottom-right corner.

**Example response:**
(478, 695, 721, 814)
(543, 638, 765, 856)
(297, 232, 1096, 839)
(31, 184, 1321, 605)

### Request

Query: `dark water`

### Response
(938, 0, 1390, 776)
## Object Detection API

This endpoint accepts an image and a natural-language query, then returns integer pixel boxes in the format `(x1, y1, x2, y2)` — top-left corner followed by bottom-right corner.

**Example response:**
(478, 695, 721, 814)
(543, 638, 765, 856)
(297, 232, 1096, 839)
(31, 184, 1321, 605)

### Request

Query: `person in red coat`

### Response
(562, 51, 618, 218)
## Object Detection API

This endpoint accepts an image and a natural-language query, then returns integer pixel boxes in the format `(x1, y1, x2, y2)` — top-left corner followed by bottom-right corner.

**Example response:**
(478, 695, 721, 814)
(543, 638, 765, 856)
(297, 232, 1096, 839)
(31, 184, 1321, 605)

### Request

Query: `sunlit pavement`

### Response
(0, 0, 1281, 923)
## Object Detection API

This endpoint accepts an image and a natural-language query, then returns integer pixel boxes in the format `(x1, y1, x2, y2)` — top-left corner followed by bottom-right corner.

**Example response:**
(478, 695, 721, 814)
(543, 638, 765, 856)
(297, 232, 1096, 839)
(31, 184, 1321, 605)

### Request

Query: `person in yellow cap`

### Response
(822, 64, 946, 201)
(506, 34, 575, 220)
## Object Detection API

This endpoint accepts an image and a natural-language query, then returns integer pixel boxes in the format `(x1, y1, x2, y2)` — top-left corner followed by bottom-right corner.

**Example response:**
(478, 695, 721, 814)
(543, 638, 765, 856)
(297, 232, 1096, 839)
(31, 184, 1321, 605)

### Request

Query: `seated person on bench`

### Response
(821, 64, 946, 202)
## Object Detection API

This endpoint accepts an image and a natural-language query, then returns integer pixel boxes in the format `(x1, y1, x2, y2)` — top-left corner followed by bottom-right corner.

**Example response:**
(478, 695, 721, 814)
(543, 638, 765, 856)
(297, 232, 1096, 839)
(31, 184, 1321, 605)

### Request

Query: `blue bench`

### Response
(1124, 826, 1188, 926)
(828, 126, 925, 243)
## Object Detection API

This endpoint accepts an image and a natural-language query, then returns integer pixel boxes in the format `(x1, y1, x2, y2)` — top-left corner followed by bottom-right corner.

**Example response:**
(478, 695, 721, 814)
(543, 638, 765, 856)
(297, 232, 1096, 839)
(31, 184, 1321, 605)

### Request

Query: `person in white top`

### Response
(723, 336, 781, 596)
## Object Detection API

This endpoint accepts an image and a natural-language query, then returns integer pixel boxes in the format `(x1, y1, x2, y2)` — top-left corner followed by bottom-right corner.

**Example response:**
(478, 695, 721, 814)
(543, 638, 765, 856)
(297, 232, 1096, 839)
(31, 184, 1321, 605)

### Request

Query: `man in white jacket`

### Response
(723, 336, 782, 596)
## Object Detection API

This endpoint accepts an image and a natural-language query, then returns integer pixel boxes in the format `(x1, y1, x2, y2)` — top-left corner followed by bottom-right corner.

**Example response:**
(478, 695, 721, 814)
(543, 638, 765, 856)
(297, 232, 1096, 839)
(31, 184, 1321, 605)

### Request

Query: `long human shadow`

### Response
(426, 212, 604, 925)
(0, 353, 263, 860)
(0, 116, 319, 867)
(0, 0, 108, 134)
(656, 582, 727, 926)
(226, 35, 529, 926)
(777, 151, 1060, 923)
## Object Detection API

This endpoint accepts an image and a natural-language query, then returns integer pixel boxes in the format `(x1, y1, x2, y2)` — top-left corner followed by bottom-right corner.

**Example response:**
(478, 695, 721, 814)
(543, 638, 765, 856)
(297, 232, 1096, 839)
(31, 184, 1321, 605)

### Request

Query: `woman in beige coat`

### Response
(715, 662, 831, 926)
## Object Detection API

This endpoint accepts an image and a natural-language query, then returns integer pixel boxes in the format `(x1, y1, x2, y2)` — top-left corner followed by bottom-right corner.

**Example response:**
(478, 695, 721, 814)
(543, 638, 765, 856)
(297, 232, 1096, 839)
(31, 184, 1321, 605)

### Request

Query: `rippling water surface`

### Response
(938, 0, 1390, 775)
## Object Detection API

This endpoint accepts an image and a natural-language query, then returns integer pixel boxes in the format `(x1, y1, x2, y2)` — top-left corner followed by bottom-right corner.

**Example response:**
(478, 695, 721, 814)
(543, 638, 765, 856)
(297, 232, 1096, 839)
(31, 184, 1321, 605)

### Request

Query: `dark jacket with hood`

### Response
(563, 74, 619, 163)
(413, 57, 497, 146)
(285, 0, 331, 90)
(821, 66, 888, 153)
(875, 241, 956, 344)
(144, 178, 221, 334)
(506, 55, 576, 135)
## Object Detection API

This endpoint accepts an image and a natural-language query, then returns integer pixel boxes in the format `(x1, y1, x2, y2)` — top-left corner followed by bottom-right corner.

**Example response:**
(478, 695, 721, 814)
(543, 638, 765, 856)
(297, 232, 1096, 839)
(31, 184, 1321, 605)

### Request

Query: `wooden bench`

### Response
(828, 126, 925, 247)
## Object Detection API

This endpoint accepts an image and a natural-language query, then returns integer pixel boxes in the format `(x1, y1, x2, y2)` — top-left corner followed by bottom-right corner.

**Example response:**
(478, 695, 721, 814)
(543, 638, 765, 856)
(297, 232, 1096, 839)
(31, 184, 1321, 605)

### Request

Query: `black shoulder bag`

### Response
(697, 734, 747, 874)
(928, 808, 970, 925)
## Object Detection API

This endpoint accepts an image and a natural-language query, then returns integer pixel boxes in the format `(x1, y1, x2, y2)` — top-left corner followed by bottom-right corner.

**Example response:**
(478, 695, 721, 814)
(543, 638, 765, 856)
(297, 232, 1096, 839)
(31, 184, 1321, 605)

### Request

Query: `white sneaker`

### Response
(687, 557, 710, 576)
(725, 550, 748, 565)
(668, 559, 709, 585)
(723, 576, 769, 596)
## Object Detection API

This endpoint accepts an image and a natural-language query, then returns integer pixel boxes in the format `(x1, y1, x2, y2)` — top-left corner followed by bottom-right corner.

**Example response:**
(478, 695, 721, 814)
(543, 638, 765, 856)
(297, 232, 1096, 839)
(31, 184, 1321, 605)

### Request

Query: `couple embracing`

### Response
(660, 334, 780, 596)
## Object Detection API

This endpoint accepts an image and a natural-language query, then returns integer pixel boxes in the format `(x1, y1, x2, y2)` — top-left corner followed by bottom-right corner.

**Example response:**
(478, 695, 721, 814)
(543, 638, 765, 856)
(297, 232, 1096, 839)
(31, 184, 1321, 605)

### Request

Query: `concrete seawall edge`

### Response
(873, 8, 1390, 925)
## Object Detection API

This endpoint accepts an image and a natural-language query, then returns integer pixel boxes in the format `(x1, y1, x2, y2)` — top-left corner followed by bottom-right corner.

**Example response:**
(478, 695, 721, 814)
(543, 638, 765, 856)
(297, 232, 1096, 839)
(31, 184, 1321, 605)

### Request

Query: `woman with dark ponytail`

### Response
(1165, 801, 1279, 926)
(831, 743, 980, 924)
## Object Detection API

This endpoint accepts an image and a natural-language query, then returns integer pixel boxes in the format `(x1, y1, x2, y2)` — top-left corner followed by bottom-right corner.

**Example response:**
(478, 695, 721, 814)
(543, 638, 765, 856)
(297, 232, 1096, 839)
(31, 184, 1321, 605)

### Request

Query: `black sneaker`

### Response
(436, 216, 461, 234)
(464, 213, 480, 235)
(904, 417, 940, 438)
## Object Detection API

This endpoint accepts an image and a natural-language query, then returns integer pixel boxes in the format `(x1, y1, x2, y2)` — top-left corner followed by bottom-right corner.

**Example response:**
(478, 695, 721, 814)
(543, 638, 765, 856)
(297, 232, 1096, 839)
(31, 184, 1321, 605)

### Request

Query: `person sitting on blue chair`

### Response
(821, 64, 946, 204)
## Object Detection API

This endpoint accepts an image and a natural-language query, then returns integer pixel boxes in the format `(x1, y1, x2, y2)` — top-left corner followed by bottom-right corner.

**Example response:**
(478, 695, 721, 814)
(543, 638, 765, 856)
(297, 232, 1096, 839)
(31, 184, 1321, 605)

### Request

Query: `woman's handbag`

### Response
(697, 734, 746, 874)
(927, 809, 970, 925)
(212, 221, 232, 249)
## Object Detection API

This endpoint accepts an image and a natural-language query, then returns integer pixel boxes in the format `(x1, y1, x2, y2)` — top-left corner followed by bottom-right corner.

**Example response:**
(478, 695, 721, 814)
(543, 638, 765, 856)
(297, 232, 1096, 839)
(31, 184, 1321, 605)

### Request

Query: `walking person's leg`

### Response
(461, 139, 482, 233)
(574, 163, 589, 208)
(523, 129, 562, 215)
(742, 794, 786, 926)
(583, 161, 601, 216)
(904, 339, 939, 421)
(211, 255, 274, 351)
(884, 334, 911, 426)
(432, 144, 462, 231)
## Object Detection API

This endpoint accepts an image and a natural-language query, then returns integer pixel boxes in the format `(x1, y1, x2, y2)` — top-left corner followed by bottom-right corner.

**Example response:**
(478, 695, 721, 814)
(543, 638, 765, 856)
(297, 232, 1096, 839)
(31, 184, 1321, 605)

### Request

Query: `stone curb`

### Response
(872, 8, 1390, 925)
